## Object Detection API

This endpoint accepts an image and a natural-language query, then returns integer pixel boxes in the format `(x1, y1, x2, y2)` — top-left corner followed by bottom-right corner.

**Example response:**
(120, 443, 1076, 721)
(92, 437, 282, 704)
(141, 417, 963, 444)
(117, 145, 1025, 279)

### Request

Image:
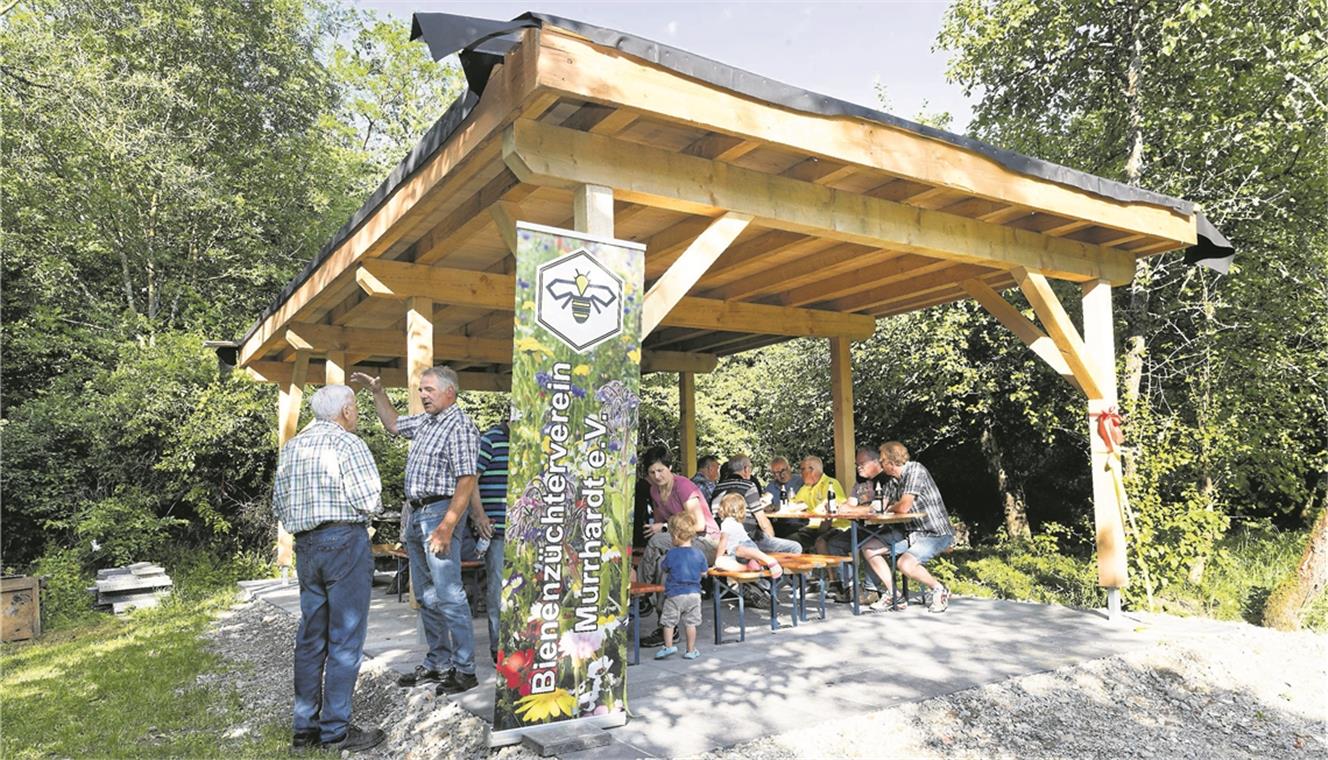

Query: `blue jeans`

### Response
(827, 529, 886, 590)
(406, 506, 476, 675)
(484, 535, 505, 653)
(293, 524, 372, 743)
(755, 534, 802, 555)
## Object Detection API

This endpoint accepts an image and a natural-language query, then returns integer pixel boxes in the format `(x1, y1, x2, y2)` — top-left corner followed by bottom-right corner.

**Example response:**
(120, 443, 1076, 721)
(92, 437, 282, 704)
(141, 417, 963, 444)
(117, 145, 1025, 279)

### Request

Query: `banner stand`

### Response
(490, 222, 644, 746)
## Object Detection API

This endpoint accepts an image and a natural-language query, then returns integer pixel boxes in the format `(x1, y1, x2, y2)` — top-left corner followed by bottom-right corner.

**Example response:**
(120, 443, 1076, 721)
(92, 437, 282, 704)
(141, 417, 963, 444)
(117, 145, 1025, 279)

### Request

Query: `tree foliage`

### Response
(1, 0, 462, 569)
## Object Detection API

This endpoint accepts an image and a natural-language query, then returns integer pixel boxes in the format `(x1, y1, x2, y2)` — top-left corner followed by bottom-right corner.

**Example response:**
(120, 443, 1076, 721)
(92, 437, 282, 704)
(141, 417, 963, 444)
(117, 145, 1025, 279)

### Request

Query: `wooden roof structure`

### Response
(235, 13, 1228, 601)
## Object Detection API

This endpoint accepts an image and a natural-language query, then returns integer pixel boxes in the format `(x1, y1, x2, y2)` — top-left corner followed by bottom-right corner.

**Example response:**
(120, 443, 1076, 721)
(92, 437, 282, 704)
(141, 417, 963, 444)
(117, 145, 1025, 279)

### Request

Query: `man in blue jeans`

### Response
(272, 385, 385, 753)
(353, 366, 481, 695)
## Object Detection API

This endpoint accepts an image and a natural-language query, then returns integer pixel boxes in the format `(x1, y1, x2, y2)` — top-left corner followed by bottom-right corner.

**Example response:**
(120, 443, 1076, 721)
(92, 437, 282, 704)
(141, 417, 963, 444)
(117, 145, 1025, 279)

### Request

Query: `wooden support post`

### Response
(276, 350, 310, 576)
(406, 296, 434, 414)
(574, 184, 614, 237)
(1082, 280, 1129, 597)
(325, 351, 347, 386)
(679, 371, 697, 477)
(830, 337, 855, 490)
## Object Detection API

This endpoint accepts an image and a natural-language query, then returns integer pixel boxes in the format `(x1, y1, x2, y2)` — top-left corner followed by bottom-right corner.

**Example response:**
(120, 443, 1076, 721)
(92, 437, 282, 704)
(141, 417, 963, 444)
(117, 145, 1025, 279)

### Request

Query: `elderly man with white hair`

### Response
(352, 365, 481, 696)
(272, 384, 384, 753)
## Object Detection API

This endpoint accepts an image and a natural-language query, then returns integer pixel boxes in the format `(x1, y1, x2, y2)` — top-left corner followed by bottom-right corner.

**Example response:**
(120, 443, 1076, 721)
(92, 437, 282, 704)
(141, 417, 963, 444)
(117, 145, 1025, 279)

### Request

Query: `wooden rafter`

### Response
(642, 212, 752, 334)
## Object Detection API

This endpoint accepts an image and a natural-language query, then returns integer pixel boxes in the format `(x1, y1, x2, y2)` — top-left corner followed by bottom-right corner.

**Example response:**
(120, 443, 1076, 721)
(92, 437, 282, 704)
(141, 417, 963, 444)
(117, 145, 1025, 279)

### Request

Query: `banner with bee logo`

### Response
(490, 222, 644, 743)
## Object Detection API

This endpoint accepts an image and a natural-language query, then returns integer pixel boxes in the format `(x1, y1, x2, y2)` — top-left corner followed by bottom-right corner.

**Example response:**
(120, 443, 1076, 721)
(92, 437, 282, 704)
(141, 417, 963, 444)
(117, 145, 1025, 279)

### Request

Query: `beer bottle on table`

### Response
(827, 487, 838, 514)
(874, 481, 885, 514)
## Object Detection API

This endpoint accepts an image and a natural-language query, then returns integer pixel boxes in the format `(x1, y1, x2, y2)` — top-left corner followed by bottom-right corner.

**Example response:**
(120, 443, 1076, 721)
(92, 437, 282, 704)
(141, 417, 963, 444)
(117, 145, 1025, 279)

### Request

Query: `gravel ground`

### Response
(701, 621, 1328, 760)
(201, 600, 537, 759)
(204, 598, 1326, 759)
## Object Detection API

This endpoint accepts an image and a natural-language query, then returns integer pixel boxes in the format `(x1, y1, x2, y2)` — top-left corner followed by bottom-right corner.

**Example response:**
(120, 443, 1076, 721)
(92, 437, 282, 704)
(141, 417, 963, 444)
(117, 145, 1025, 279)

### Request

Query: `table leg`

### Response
(769, 576, 780, 631)
(849, 521, 862, 615)
(396, 556, 404, 604)
(712, 583, 723, 645)
(889, 542, 900, 611)
(630, 596, 640, 666)
(736, 581, 747, 642)
(818, 568, 827, 619)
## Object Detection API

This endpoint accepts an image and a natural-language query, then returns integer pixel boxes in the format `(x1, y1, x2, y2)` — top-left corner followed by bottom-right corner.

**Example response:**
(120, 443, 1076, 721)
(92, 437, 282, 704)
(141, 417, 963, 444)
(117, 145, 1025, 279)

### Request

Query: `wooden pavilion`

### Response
(226, 13, 1231, 606)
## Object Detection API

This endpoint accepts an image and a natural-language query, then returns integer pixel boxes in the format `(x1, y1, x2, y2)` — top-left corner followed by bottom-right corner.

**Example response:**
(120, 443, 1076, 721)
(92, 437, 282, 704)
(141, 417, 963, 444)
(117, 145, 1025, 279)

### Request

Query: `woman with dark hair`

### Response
(635, 446, 719, 646)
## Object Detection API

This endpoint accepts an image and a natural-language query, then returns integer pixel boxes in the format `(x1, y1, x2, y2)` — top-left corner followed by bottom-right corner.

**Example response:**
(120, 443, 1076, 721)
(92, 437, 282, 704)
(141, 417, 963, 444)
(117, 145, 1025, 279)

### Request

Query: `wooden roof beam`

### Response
(502, 118, 1136, 284)
(356, 260, 875, 339)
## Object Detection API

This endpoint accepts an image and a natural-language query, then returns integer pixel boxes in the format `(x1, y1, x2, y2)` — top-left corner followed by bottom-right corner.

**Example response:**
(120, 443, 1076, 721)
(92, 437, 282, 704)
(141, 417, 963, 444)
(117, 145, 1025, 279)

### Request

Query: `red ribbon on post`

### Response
(1092, 406, 1126, 453)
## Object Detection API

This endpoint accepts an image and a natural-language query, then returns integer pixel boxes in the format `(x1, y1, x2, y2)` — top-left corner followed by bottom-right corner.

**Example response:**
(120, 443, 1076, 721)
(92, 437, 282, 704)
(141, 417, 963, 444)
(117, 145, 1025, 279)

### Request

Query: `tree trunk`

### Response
(1120, 3, 1149, 481)
(980, 419, 1031, 541)
(1264, 496, 1328, 631)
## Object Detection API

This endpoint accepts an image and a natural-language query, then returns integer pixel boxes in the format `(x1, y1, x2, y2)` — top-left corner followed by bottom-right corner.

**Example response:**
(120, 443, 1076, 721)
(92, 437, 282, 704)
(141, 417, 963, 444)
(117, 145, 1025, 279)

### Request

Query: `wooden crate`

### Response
(2, 575, 44, 642)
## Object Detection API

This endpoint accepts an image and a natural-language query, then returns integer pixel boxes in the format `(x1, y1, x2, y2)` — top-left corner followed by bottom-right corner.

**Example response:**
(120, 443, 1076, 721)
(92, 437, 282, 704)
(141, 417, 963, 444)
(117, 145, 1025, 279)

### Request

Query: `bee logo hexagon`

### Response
(536, 249, 623, 353)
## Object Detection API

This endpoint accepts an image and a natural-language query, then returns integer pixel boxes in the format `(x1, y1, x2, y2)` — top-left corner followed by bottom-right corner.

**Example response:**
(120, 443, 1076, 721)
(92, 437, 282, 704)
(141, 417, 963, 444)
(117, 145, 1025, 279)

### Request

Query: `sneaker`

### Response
(831, 585, 854, 604)
(860, 589, 881, 606)
(291, 730, 320, 750)
(321, 725, 386, 754)
(654, 646, 678, 659)
(682, 649, 700, 660)
(868, 592, 907, 612)
(396, 665, 446, 687)
(436, 670, 479, 695)
(640, 627, 666, 648)
(928, 585, 951, 613)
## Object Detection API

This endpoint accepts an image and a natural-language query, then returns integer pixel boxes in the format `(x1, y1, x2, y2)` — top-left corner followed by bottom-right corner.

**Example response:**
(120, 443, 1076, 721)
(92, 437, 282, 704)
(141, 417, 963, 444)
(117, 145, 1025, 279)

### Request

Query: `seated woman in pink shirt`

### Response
(635, 446, 719, 646)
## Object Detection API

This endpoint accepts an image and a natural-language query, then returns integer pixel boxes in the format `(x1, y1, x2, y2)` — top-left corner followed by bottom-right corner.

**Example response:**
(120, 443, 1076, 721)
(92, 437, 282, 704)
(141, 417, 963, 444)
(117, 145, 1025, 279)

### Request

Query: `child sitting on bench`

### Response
(656, 512, 708, 660)
(714, 493, 783, 579)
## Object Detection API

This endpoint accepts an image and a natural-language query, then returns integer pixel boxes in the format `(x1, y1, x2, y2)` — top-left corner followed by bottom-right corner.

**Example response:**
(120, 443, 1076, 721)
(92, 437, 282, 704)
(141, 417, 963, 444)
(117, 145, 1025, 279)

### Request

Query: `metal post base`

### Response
(1106, 587, 1122, 621)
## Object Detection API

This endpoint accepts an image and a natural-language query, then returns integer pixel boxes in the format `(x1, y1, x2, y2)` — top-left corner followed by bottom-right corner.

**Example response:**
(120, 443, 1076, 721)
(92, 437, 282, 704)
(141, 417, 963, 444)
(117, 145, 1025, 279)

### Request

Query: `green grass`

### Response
(2, 546, 288, 760)
(0, 590, 290, 759)
(929, 522, 1327, 631)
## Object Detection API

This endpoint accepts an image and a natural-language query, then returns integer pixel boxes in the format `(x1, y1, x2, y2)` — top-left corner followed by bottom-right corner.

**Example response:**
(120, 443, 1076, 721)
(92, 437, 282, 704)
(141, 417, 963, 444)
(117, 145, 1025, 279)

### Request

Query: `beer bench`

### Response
(370, 543, 485, 607)
(628, 581, 665, 665)
(706, 566, 800, 644)
(769, 553, 850, 621)
(371, 543, 408, 602)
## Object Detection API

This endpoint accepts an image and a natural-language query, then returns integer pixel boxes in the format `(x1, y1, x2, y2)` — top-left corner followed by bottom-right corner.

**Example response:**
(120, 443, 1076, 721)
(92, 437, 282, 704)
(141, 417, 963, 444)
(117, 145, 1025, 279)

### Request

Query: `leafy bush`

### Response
(27, 548, 99, 631)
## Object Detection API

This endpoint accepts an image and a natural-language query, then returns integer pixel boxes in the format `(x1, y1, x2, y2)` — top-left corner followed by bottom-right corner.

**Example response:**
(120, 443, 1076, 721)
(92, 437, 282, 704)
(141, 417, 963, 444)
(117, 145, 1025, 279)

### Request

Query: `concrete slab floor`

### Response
(241, 578, 1185, 758)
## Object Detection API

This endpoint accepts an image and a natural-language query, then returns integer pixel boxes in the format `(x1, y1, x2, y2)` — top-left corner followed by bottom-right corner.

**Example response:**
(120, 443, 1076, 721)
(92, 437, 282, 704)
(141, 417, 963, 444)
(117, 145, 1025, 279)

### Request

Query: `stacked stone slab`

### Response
(88, 562, 173, 613)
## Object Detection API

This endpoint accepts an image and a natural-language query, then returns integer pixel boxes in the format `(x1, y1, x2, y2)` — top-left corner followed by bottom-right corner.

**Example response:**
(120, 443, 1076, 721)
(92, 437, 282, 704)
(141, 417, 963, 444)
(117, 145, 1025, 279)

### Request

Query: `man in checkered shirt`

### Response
(352, 365, 482, 695)
(858, 441, 956, 613)
(271, 384, 385, 753)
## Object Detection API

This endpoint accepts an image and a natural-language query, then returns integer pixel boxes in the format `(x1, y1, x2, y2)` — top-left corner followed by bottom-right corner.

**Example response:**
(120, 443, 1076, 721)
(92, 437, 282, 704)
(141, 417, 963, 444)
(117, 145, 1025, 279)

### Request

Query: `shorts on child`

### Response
(660, 592, 702, 628)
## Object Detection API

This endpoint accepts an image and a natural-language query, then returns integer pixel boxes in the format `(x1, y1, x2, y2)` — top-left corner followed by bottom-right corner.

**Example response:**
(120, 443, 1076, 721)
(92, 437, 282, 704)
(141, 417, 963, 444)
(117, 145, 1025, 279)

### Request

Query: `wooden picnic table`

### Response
(768, 508, 923, 614)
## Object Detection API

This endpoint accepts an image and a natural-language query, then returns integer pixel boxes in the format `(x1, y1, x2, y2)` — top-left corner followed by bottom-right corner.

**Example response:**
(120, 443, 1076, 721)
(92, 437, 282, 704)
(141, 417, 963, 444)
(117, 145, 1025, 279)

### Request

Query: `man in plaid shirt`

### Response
(271, 384, 384, 753)
(353, 365, 481, 695)
(859, 441, 955, 614)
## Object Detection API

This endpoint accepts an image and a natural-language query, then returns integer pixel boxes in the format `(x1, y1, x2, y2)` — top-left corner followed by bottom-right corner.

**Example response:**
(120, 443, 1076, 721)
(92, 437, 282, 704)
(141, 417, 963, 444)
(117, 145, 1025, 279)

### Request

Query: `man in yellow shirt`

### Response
(788, 456, 849, 549)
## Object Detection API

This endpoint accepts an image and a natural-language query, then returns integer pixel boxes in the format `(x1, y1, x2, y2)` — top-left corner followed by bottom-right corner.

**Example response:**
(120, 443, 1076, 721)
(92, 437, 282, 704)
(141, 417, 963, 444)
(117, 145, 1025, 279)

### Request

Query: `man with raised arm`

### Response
(350, 366, 481, 695)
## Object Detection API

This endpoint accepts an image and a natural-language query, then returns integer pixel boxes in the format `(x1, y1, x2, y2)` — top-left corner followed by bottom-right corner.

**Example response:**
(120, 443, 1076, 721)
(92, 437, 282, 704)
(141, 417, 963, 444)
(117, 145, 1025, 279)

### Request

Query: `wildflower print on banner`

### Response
(492, 222, 644, 738)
